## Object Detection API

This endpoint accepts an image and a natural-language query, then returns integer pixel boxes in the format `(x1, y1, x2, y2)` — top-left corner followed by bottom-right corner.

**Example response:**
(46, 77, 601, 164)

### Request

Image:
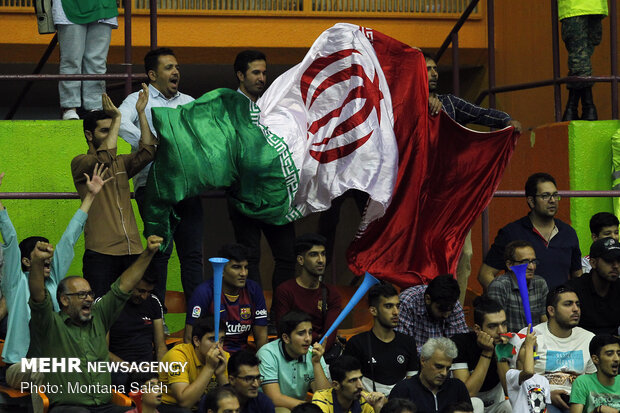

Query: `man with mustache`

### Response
(517, 286, 596, 413)
(569, 334, 620, 413)
(389, 337, 472, 413)
(312, 355, 386, 413)
(230, 50, 297, 294)
(119, 47, 202, 305)
(184, 243, 268, 353)
(344, 283, 419, 395)
(567, 237, 620, 335)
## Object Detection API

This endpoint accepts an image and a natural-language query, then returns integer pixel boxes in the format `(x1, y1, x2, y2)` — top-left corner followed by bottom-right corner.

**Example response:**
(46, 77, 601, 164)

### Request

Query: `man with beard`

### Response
(517, 286, 596, 413)
(570, 334, 620, 413)
(390, 337, 472, 413)
(488, 240, 549, 333)
(230, 50, 297, 293)
(272, 233, 342, 351)
(107, 272, 167, 387)
(451, 296, 512, 413)
(395, 274, 468, 355)
(344, 283, 419, 395)
(119, 47, 202, 304)
(72, 91, 156, 298)
(479, 173, 582, 291)
(184, 243, 268, 353)
(568, 237, 620, 335)
(312, 355, 387, 413)
(27, 235, 162, 412)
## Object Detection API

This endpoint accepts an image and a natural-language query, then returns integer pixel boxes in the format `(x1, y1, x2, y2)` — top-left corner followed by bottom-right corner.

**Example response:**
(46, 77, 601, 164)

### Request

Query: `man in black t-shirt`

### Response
(451, 296, 511, 413)
(344, 283, 418, 395)
(108, 273, 168, 387)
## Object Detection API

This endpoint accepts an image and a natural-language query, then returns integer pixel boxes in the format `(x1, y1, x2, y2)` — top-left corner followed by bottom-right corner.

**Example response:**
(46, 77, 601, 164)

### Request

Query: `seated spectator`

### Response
(108, 272, 167, 387)
(581, 212, 619, 273)
(223, 350, 275, 413)
(292, 403, 323, 413)
(478, 173, 581, 291)
(381, 399, 417, 413)
(159, 316, 229, 412)
(202, 387, 240, 413)
(272, 234, 342, 351)
(389, 337, 472, 413)
(71, 91, 156, 298)
(487, 240, 548, 333)
(506, 328, 550, 413)
(567, 237, 620, 335)
(257, 311, 331, 410)
(0, 165, 109, 390)
(27, 235, 161, 412)
(451, 296, 511, 413)
(344, 283, 418, 395)
(185, 243, 268, 353)
(312, 355, 386, 413)
(395, 274, 468, 354)
(126, 372, 163, 413)
(441, 402, 474, 413)
(569, 334, 620, 413)
(516, 285, 596, 413)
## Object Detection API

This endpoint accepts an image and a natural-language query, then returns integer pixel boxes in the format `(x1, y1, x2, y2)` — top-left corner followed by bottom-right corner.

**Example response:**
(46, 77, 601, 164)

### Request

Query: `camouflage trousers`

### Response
(561, 14, 604, 89)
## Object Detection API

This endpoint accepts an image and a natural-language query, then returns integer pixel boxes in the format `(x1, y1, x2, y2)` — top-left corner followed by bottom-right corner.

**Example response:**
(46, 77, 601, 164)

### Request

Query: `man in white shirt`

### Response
(517, 285, 596, 413)
(119, 48, 203, 305)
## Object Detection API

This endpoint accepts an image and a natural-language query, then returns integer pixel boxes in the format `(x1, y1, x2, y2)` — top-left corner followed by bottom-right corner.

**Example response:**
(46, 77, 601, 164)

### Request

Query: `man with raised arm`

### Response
(71, 88, 156, 298)
(0, 165, 110, 392)
(27, 234, 162, 412)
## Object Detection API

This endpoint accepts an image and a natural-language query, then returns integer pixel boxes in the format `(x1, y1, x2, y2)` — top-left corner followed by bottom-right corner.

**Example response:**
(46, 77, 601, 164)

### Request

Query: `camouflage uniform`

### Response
(561, 14, 604, 89)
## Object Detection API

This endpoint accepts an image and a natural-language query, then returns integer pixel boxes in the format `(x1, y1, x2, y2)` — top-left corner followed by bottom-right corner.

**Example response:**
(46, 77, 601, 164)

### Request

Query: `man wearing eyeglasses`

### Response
(487, 240, 549, 333)
(479, 172, 582, 291)
(567, 237, 620, 336)
(219, 350, 274, 413)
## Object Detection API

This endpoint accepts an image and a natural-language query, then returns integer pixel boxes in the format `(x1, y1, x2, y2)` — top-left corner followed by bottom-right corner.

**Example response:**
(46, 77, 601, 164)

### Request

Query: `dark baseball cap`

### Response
(590, 237, 620, 260)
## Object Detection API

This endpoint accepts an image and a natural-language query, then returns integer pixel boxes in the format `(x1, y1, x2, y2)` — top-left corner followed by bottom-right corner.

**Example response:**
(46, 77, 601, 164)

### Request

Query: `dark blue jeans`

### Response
(135, 187, 205, 306)
(82, 250, 139, 299)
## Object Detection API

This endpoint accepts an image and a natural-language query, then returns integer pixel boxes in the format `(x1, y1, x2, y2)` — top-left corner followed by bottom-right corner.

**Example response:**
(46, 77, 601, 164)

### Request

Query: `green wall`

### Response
(569, 120, 620, 253)
(0, 121, 183, 329)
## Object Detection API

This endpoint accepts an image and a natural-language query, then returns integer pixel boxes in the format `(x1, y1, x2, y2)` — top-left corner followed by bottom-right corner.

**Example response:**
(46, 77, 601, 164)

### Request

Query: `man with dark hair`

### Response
(28, 235, 162, 412)
(451, 296, 511, 413)
(184, 243, 268, 352)
(72, 91, 156, 298)
(234, 50, 267, 103)
(224, 350, 275, 413)
(517, 286, 596, 413)
(569, 334, 620, 413)
(344, 283, 418, 395)
(119, 47, 201, 304)
(424, 52, 522, 306)
(442, 402, 474, 413)
(390, 337, 472, 413)
(312, 355, 386, 413)
(159, 315, 229, 412)
(479, 172, 582, 291)
(257, 311, 331, 410)
(229, 49, 296, 292)
(567, 237, 620, 335)
(202, 387, 240, 413)
(0, 166, 109, 392)
(272, 234, 342, 350)
(293, 404, 324, 413)
(381, 399, 417, 413)
(581, 212, 619, 273)
(108, 272, 167, 387)
(488, 240, 549, 333)
(395, 274, 468, 354)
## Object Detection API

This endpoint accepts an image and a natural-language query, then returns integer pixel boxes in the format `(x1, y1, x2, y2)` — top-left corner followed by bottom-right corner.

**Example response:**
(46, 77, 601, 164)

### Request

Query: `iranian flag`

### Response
(143, 23, 518, 287)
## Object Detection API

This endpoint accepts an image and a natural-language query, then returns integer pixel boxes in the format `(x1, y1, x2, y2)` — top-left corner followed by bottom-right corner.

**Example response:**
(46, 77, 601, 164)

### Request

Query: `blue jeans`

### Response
(135, 188, 204, 305)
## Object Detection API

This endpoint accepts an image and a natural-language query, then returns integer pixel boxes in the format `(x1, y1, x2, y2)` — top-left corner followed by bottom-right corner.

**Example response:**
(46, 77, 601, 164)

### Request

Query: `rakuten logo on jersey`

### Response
(227, 324, 252, 334)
